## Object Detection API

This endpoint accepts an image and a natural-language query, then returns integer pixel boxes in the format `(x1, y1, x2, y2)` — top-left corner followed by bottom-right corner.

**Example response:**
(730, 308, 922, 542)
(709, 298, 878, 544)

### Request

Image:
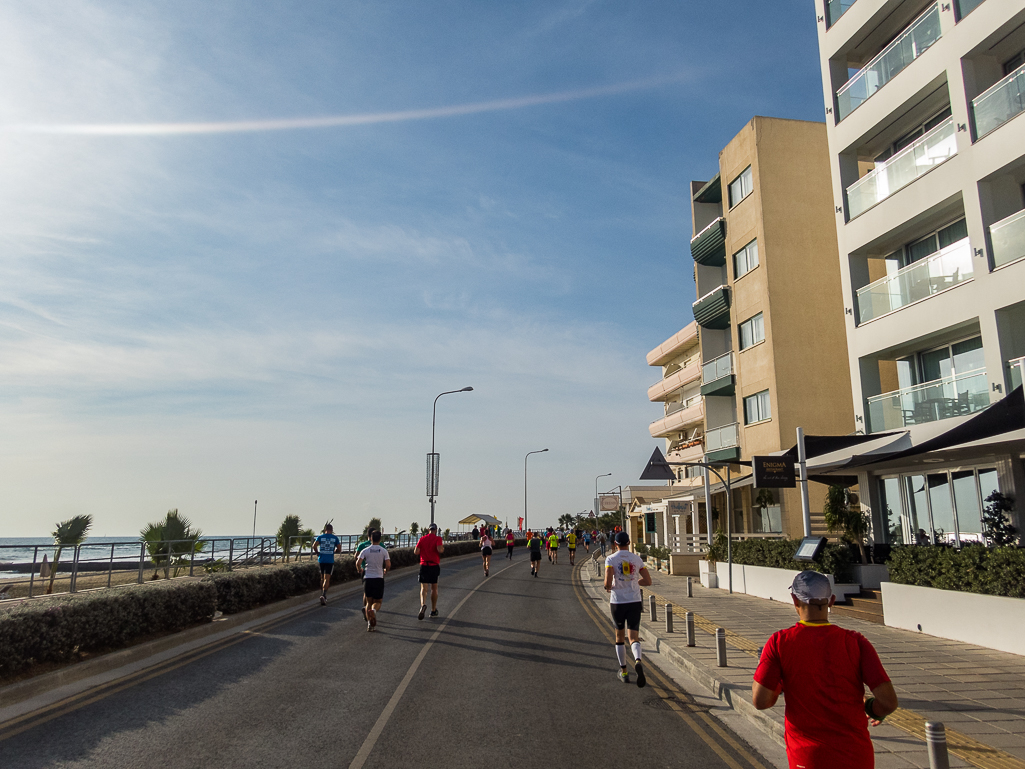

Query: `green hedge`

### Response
(887, 545, 1025, 598)
(0, 579, 217, 679)
(712, 538, 855, 583)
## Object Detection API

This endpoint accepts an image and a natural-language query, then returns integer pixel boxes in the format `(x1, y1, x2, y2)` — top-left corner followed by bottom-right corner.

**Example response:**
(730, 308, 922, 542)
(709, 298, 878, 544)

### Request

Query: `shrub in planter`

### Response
(0, 579, 217, 680)
(723, 538, 854, 583)
(887, 544, 1025, 598)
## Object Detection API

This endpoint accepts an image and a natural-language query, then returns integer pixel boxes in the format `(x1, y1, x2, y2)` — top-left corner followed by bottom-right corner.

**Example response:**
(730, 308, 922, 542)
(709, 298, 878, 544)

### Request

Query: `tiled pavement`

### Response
(582, 564, 1025, 769)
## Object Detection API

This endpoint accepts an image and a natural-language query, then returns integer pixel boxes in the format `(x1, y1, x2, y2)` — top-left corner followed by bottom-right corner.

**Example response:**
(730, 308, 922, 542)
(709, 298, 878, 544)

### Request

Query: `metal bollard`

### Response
(665, 603, 673, 633)
(686, 576, 693, 598)
(716, 628, 727, 667)
(649, 595, 657, 621)
(925, 722, 950, 769)
(686, 611, 696, 647)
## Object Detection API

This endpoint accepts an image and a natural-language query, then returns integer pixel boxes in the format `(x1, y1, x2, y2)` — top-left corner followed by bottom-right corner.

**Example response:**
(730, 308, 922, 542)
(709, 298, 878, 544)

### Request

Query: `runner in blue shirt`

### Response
(314, 524, 342, 605)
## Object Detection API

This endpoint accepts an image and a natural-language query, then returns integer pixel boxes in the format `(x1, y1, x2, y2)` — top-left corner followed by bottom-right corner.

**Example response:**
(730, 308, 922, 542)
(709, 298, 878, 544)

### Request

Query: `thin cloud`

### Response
(3, 73, 691, 136)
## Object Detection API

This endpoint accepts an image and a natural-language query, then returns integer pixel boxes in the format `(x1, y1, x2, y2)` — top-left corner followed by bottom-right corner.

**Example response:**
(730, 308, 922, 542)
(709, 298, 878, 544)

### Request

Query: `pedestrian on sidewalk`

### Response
(471, 525, 480, 541)
(505, 528, 515, 559)
(604, 531, 651, 687)
(414, 522, 445, 619)
(752, 570, 898, 769)
(480, 530, 493, 577)
(313, 524, 341, 606)
(596, 530, 607, 556)
(527, 531, 542, 577)
(356, 529, 390, 631)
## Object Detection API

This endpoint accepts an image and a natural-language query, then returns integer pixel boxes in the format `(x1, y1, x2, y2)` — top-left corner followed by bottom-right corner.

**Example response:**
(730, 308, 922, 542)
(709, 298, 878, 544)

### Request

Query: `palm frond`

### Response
(52, 515, 93, 546)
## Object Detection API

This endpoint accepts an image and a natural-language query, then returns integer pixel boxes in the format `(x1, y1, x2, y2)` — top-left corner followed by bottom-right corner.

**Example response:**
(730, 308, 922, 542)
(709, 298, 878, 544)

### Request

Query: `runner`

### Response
(355, 529, 391, 632)
(313, 524, 342, 606)
(414, 522, 444, 619)
(355, 533, 372, 620)
(505, 528, 515, 559)
(566, 529, 577, 565)
(596, 529, 607, 556)
(604, 531, 651, 687)
(527, 530, 542, 577)
(582, 529, 591, 553)
(547, 529, 560, 565)
(480, 529, 493, 577)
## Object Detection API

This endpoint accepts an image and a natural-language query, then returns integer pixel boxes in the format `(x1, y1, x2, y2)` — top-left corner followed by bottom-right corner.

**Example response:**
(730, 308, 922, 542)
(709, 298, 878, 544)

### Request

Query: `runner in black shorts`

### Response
(604, 532, 652, 687)
(480, 531, 493, 577)
(356, 529, 391, 631)
(414, 522, 444, 619)
(527, 531, 542, 577)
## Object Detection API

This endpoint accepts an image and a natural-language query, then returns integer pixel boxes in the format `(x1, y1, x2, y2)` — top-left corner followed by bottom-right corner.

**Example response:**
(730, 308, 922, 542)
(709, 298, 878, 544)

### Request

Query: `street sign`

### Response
(599, 494, 619, 511)
(640, 446, 676, 481)
(794, 536, 827, 562)
(753, 456, 796, 488)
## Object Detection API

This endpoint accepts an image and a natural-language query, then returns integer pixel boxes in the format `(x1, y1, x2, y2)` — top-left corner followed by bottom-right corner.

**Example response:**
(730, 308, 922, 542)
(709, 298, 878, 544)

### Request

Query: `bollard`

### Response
(686, 612, 696, 647)
(716, 627, 727, 667)
(649, 595, 657, 622)
(925, 722, 950, 769)
(665, 603, 673, 633)
(686, 576, 693, 598)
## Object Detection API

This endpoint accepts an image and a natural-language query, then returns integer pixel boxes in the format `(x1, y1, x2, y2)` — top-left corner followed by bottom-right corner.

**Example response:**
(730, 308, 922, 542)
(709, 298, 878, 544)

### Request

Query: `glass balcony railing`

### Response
(826, 0, 858, 28)
(856, 238, 972, 323)
(973, 63, 1025, 140)
(847, 117, 956, 219)
(705, 422, 739, 452)
(866, 369, 989, 433)
(836, 4, 941, 121)
(955, 0, 986, 21)
(991, 209, 1025, 269)
(702, 351, 734, 385)
(1008, 357, 1025, 393)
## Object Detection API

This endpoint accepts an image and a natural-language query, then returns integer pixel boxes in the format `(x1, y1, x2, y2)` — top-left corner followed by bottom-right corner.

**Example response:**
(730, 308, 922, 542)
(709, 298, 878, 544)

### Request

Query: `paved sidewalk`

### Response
(583, 564, 1025, 769)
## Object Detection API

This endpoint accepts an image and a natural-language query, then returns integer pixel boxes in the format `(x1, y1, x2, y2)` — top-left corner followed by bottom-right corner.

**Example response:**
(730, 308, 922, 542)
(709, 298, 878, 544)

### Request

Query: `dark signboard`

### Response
(645, 513, 657, 533)
(753, 456, 797, 488)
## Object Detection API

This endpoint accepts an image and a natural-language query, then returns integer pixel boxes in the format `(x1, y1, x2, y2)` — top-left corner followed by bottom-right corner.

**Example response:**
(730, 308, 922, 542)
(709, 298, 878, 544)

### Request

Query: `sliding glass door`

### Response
(878, 467, 997, 545)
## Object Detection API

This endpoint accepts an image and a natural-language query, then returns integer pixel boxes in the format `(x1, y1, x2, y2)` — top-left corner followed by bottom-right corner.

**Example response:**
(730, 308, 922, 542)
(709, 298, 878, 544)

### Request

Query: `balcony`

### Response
(648, 359, 702, 402)
(690, 217, 727, 267)
(705, 422, 740, 463)
(991, 209, 1025, 269)
(647, 322, 699, 366)
(1008, 357, 1025, 392)
(847, 117, 956, 219)
(826, 0, 858, 28)
(669, 439, 705, 466)
(700, 351, 736, 397)
(972, 62, 1025, 140)
(956, 0, 986, 21)
(856, 238, 972, 323)
(865, 369, 990, 433)
(692, 285, 731, 330)
(650, 399, 704, 439)
(836, 4, 941, 122)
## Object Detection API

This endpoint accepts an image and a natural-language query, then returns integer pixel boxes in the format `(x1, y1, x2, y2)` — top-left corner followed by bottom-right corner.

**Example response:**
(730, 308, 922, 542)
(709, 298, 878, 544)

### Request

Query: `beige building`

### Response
(812, 0, 1025, 543)
(686, 116, 855, 540)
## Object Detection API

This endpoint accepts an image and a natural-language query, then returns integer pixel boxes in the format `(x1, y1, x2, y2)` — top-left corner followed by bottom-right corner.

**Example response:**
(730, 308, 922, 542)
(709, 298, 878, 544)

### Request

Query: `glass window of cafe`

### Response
(877, 466, 999, 546)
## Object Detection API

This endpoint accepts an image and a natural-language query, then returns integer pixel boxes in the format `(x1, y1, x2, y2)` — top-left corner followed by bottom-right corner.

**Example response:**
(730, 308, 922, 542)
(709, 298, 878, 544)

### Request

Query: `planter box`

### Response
(852, 564, 889, 589)
(881, 582, 1025, 656)
(668, 553, 703, 577)
(709, 562, 847, 604)
(699, 560, 718, 589)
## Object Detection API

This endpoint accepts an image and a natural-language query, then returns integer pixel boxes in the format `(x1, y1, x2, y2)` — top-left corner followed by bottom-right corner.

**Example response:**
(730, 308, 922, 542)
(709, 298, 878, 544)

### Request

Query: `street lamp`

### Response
(524, 448, 549, 533)
(428, 387, 474, 527)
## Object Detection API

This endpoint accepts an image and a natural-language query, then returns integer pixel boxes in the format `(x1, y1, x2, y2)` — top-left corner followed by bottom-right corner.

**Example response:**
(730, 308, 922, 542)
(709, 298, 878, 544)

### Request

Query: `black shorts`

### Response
(419, 564, 441, 584)
(530, 551, 541, 562)
(482, 547, 493, 556)
(363, 578, 385, 601)
(611, 602, 643, 631)
(507, 544, 514, 550)
(319, 562, 334, 575)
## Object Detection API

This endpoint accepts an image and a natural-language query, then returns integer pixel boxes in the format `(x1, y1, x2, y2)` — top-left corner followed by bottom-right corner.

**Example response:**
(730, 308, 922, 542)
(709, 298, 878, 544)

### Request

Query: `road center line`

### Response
(347, 560, 516, 769)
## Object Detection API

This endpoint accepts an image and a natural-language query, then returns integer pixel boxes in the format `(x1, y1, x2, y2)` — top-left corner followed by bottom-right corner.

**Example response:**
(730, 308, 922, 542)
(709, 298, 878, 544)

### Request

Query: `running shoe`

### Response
(635, 661, 646, 688)
(418, 604, 426, 620)
(619, 668, 629, 684)
(369, 613, 377, 630)
(320, 595, 326, 606)
(430, 609, 439, 617)
(485, 569, 489, 577)
(367, 621, 372, 632)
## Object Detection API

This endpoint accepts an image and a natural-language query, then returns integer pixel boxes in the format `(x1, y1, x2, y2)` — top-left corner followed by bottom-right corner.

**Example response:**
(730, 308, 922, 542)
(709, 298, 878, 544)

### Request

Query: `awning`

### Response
(457, 514, 502, 527)
(707, 473, 755, 495)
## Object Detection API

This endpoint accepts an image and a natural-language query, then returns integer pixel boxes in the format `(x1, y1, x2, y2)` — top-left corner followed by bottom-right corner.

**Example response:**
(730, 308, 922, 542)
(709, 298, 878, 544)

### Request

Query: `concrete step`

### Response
(831, 603, 885, 624)
(848, 596, 884, 614)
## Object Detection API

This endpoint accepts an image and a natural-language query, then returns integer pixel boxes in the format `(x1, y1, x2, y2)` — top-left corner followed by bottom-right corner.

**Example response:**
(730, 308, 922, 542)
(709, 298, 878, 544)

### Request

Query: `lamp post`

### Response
(428, 387, 474, 527)
(252, 500, 257, 539)
(595, 472, 611, 530)
(524, 448, 548, 533)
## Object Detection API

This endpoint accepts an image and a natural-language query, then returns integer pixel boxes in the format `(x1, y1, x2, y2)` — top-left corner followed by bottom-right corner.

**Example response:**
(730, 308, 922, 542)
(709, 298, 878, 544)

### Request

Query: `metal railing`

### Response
(865, 369, 989, 432)
(0, 532, 427, 601)
(690, 216, 724, 244)
(667, 532, 787, 555)
(702, 351, 734, 384)
(847, 117, 956, 219)
(836, 3, 941, 121)
(972, 61, 1025, 139)
(705, 422, 739, 452)
(856, 237, 971, 322)
(990, 208, 1025, 270)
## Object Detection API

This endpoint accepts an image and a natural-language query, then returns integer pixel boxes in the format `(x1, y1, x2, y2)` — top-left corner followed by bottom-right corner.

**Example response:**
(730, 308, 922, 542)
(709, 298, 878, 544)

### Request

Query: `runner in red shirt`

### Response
(752, 570, 898, 769)
(414, 523, 444, 620)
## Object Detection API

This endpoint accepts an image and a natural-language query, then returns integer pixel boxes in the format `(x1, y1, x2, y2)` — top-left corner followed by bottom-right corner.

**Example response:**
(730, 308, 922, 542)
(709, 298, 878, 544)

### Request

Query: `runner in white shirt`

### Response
(604, 531, 652, 687)
(356, 530, 391, 632)
(479, 532, 494, 577)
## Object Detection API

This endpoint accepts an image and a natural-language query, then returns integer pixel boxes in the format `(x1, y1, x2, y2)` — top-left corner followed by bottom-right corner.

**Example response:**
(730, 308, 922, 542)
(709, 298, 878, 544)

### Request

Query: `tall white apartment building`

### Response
(814, 0, 1025, 545)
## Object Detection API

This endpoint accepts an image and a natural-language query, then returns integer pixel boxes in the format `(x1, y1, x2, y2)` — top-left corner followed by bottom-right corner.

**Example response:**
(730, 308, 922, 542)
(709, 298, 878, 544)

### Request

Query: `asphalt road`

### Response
(0, 551, 774, 769)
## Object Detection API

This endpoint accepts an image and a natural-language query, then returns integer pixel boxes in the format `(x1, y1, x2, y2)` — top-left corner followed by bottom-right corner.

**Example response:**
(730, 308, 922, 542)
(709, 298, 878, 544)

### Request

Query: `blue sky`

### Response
(0, 1, 826, 537)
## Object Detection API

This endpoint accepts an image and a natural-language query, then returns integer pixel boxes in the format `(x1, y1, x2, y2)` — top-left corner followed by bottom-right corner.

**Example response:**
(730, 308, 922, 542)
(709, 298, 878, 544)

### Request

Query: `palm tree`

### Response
(294, 527, 315, 560)
(558, 513, 575, 529)
(141, 509, 204, 579)
(362, 517, 383, 539)
(410, 522, 420, 542)
(46, 515, 93, 594)
(277, 515, 301, 562)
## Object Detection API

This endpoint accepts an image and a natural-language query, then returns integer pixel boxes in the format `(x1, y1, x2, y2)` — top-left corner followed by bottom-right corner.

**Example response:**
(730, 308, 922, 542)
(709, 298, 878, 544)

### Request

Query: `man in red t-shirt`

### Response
(414, 522, 445, 620)
(752, 570, 898, 769)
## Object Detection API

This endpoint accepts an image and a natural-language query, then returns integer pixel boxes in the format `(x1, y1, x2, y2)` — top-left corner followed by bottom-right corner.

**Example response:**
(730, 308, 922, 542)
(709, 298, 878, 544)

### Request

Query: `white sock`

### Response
(615, 643, 627, 667)
(631, 642, 642, 662)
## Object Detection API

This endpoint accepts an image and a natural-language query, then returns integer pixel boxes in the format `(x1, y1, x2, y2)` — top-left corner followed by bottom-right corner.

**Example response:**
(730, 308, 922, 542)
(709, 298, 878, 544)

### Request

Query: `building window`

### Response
(739, 313, 765, 350)
(685, 465, 704, 479)
(728, 166, 753, 208)
(733, 239, 759, 279)
(873, 107, 952, 163)
(878, 467, 998, 546)
(744, 389, 771, 424)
